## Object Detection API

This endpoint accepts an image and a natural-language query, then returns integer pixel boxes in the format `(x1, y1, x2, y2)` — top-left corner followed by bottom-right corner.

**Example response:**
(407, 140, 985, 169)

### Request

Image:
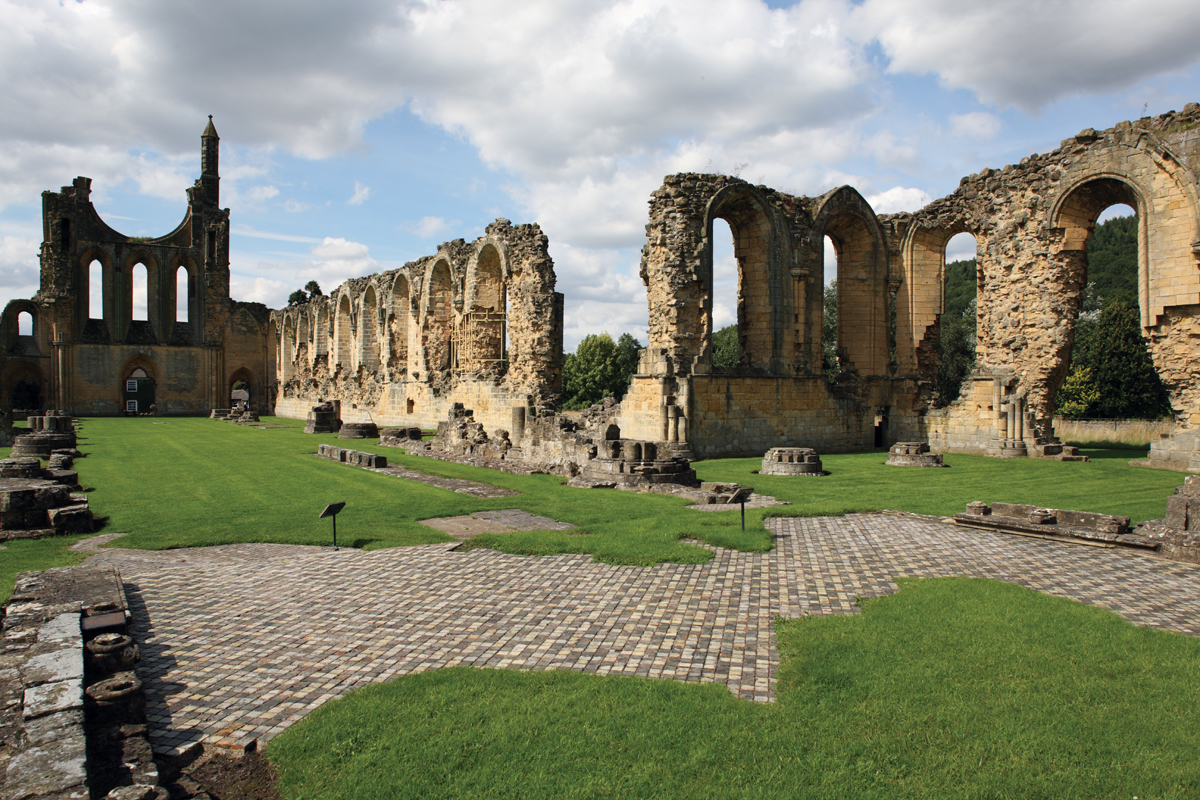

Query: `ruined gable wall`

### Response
(895, 103, 1200, 453)
(271, 219, 563, 432)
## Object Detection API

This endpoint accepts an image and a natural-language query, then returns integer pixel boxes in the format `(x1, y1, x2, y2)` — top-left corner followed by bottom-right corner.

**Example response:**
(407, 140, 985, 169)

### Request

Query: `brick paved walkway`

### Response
(83, 514, 1200, 754)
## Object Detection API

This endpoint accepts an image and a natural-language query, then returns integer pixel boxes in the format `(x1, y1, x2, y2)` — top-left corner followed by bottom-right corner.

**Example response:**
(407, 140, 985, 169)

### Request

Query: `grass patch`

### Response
(2, 420, 1185, 604)
(270, 577, 1200, 799)
(695, 448, 1182, 524)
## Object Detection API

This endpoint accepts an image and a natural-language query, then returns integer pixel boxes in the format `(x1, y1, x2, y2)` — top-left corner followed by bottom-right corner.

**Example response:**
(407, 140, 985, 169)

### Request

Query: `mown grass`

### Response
(270, 577, 1200, 800)
(1, 417, 1185, 605)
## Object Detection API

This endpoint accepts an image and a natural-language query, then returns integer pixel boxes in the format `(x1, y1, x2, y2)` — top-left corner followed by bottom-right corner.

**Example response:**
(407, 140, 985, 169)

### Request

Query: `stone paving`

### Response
(81, 513, 1200, 755)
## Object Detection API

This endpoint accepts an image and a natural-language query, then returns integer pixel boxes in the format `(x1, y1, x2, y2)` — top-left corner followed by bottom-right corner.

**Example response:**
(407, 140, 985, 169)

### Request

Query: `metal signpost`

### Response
(728, 486, 754, 530)
(319, 502, 346, 550)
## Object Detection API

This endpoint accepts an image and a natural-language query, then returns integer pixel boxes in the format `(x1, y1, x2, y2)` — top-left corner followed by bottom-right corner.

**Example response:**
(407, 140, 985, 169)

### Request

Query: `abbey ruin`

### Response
(4, 106, 1200, 472)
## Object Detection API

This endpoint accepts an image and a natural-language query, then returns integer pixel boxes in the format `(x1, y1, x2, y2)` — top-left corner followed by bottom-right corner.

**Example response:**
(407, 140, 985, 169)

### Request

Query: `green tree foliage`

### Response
(823, 281, 839, 380)
(561, 333, 643, 410)
(304, 280, 324, 299)
(288, 289, 308, 306)
(932, 260, 978, 407)
(1059, 299, 1171, 419)
(1055, 366, 1100, 419)
(712, 324, 739, 369)
(1084, 214, 1138, 307)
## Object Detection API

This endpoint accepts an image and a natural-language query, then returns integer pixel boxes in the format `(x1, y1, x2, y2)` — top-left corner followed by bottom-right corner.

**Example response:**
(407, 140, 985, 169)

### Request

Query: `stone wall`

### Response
(622, 104, 1200, 465)
(0, 118, 270, 417)
(270, 219, 564, 432)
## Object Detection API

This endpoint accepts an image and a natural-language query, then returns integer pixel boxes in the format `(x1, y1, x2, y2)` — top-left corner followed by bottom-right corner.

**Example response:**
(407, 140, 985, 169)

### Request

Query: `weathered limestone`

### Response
(272, 219, 564, 439)
(0, 119, 269, 418)
(303, 401, 341, 434)
(885, 442, 946, 467)
(954, 501, 1155, 550)
(0, 461, 94, 540)
(337, 421, 378, 440)
(316, 444, 387, 469)
(760, 448, 825, 476)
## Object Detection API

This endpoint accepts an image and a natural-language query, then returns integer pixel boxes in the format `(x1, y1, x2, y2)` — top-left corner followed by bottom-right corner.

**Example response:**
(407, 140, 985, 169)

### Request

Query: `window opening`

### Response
(132, 263, 149, 320)
(176, 266, 190, 322)
(89, 260, 103, 319)
(17, 311, 32, 337)
(710, 218, 739, 369)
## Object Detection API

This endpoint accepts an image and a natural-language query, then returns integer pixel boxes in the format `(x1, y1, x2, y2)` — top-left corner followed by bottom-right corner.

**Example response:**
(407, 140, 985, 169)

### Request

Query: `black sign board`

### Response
(319, 502, 347, 549)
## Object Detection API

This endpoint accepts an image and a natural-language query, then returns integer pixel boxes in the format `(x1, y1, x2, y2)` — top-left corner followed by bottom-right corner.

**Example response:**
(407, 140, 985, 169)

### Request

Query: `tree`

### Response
(1055, 366, 1100, 419)
(1087, 299, 1171, 419)
(288, 289, 308, 306)
(823, 280, 838, 380)
(304, 281, 323, 299)
(614, 333, 642, 394)
(932, 260, 978, 407)
(561, 333, 642, 410)
(1084, 215, 1138, 308)
(712, 324, 739, 369)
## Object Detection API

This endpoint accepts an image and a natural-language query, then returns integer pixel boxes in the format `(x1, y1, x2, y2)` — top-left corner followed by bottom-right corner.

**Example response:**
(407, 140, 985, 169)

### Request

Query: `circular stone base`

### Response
(760, 447, 824, 476)
(11, 432, 77, 459)
(337, 422, 379, 439)
(886, 441, 946, 467)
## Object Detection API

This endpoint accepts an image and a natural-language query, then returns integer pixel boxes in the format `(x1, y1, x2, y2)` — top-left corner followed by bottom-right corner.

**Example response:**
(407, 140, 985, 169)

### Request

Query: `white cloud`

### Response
(949, 111, 1001, 141)
(246, 185, 280, 202)
(230, 237, 381, 307)
(347, 181, 370, 206)
(853, 0, 1200, 109)
(0, 235, 40, 300)
(866, 186, 932, 214)
(400, 216, 456, 239)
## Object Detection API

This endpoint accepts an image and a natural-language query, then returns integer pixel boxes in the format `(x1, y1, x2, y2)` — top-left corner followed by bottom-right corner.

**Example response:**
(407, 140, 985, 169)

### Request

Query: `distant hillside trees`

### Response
(561, 333, 642, 410)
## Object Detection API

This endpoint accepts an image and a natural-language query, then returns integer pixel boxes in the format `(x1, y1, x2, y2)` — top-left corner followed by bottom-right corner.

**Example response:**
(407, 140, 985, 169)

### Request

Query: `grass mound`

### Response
(270, 577, 1200, 799)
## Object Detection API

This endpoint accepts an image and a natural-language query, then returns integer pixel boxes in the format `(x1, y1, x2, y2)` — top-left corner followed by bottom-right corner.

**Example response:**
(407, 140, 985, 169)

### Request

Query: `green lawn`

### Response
(2, 418, 1196, 799)
(0, 416, 1185, 604)
(270, 577, 1200, 800)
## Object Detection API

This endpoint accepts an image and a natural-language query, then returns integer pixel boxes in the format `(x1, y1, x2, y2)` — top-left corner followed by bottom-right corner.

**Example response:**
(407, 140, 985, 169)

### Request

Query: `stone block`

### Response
(20, 647, 83, 687)
(4, 736, 87, 799)
(39, 613, 80, 646)
(23, 708, 83, 745)
(48, 504, 93, 533)
(23, 679, 83, 719)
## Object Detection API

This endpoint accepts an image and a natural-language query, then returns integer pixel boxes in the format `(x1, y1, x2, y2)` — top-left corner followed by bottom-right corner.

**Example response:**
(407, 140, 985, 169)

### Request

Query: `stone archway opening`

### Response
(823, 211, 888, 379)
(703, 188, 779, 373)
(122, 366, 155, 416)
(932, 232, 979, 407)
(1051, 182, 1169, 423)
(230, 368, 255, 413)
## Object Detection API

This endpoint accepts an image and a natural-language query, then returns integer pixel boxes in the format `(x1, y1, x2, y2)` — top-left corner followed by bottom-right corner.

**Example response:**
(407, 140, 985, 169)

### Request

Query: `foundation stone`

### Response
(886, 442, 946, 467)
(760, 447, 824, 476)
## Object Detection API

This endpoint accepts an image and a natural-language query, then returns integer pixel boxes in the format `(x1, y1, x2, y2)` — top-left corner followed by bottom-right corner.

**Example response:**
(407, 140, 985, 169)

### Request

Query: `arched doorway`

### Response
(122, 367, 155, 415)
(229, 368, 256, 413)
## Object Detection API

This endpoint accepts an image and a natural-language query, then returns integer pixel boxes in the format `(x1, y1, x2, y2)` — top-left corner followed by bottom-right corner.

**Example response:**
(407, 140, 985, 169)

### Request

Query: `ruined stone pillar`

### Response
(1016, 396, 1025, 441)
(511, 405, 526, 442)
(667, 406, 679, 442)
(791, 267, 808, 370)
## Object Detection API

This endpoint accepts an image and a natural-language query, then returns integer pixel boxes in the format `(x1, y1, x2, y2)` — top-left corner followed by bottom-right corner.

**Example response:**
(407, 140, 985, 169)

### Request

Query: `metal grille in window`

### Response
(126, 400, 138, 413)
(126, 380, 138, 392)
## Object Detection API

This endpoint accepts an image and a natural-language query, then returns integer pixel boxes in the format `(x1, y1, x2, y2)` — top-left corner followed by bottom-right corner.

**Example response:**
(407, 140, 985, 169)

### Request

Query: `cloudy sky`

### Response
(3, 0, 1200, 348)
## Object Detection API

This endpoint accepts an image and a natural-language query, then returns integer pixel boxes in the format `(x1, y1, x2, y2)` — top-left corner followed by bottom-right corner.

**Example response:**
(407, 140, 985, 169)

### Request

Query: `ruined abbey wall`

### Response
(621, 105, 1200, 463)
(270, 220, 564, 433)
(0, 119, 270, 416)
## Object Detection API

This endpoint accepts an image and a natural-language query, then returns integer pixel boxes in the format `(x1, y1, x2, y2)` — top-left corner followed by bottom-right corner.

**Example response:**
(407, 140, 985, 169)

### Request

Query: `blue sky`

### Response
(2, 0, 1200, 349)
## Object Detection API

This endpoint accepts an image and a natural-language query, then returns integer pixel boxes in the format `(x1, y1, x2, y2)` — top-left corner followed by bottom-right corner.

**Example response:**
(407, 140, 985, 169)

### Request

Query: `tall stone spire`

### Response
(201, 115, 219, 205)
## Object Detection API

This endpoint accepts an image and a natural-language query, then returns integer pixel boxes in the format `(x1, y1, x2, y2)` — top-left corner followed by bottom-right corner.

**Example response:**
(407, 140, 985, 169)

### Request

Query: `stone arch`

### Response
(118, 354, 157, 415)
(388, 273, 410, 374)
(702, 184, 791, 373)
(124, 250, 159, 342)
(2, 300, 40, 354)
(78, 247, 112, 325)
(296, 309, 310, 365)
(462, 242, 507, 375)
(897, 220, 980, 377)
(334, 293, 354, 371)
(267, 318, 278, 398)
(2, 360, 46, 412)
(359, 286, 381, 371)
(812, 187, 890, 377)
(229, 366, 258, 411)
(280, 314, 296, 383)
(423, 258, 455, 374)
(168, 255, 198, 327)
(314, 304, 329, 367)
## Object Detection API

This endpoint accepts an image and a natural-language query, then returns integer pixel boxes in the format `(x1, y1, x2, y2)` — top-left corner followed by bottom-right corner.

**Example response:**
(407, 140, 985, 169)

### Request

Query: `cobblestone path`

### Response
(83, 514, 1200, 754)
